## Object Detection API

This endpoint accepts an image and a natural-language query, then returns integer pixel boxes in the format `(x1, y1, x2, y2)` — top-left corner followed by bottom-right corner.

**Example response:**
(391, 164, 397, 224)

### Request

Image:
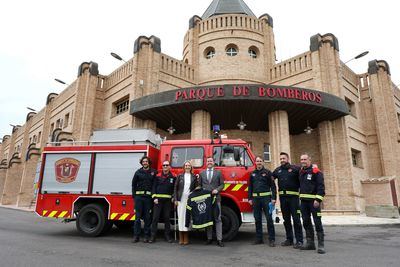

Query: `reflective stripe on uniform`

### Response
(136, 191, 151, 196)
(300, 194, 317, 199)
(191, 194, 211, 202)
(252, 192, 272, 197)
(152, 194, 172, 198)
(297, 209, 301, 214)
(279, 190, 299, 196)
(317, 212, 322, 217)
(192, 221, 213, 229)
(186, 205, 192, 210)
(315, 195, 324, 201)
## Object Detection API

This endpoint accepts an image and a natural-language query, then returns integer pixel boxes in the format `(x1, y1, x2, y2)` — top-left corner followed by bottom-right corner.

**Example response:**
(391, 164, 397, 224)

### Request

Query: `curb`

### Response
(0, 205, 34, 212)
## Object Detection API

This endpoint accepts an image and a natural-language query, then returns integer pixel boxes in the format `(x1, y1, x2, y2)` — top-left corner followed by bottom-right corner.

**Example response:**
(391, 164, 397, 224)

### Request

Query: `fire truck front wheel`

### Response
(76, 204, 107, 237)
(221, 206, 240, 241)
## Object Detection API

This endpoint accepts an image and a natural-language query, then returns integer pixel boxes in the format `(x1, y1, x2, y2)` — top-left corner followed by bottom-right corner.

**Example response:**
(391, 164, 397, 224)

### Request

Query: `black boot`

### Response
(317, 232, 325, 254)
(300, 230, 315, 250)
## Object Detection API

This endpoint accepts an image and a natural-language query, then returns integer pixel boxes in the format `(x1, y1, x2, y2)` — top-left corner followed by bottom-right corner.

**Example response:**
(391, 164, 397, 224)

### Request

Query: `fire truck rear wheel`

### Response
(76, 204, 107, 237)
(221, 206, 240, 241)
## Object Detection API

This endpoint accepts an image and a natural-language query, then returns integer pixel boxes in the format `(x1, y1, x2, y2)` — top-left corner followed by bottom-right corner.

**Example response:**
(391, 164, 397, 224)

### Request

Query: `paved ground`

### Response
(1, 207, 400, 267)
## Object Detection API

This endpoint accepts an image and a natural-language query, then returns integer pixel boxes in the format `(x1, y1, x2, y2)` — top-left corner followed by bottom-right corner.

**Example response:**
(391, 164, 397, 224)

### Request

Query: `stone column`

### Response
(367, 60, 400, 177)
(318, 118, 355, 210)
(268, 110, 291, 168)
(191, 110, 211, 140)
(143, 120, 157, 132)
(17, 153, 41, 207)
(1, 126, 22, 205)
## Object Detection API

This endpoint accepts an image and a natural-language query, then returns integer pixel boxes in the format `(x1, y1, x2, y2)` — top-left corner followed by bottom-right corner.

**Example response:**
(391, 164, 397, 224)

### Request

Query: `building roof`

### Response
(202, 0, 256, 19)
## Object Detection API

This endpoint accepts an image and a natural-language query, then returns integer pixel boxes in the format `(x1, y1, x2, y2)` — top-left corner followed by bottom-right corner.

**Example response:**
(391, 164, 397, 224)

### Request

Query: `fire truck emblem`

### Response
(55, 158, 81, 183)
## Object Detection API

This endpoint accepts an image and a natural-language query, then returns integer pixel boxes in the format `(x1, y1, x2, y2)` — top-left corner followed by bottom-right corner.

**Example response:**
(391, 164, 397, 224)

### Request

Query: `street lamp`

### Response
(304, 121, 313, 135)
(111, 52, 127, 63)
(237, 115, 247, 130)
(54, 78, 69, 85)
(344, 51, 369, 64)
(167, 120, 176, 135)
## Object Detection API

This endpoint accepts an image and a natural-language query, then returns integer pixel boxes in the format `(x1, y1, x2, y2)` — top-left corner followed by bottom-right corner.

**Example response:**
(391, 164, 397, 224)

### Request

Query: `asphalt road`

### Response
(1, 207, 399, 267)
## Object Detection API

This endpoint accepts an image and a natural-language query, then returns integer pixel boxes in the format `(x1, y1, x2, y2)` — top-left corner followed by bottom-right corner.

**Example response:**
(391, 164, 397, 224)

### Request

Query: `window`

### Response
(345, 97, 357, 118)
(351, 148, 363, 168)
(171, 147, 204, 168)
(248, 46, 259, 58)
(38, 132, 41, 144)
(263, 143, 271, 162)
(56, 119, 63, 129)
(113, 96, 129, 116)
(64, 113, 70, 128)
(50, 123, 54, 133)
(32, 135, 37, 144)
(204, 47, 215, 59)
(213, 146, 253, 167)
(226, 44, 238, 56)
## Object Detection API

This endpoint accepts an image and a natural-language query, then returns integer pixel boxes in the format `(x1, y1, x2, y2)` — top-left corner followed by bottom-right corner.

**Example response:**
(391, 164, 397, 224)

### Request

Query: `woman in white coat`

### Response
(173, 160, 197, 245)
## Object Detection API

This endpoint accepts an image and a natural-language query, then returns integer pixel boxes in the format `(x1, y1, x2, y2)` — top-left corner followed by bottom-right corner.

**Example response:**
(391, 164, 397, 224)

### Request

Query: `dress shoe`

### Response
(269, 240, 276, 247)
(132, 237, 139, 243)
(205, 239, 213, 245)
(281, 240, 293, 246)
(216, 241, 224, 247)
(293, 242, 303, 249)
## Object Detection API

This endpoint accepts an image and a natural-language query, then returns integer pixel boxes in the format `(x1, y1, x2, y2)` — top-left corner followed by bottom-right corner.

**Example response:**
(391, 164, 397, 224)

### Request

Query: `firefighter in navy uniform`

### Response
(131, 156, 157, 243)
(248, 156, 277, 247)
(299, 153, 326, 254)
(149, 160, 176, 243)
(272, 152, 303, 249)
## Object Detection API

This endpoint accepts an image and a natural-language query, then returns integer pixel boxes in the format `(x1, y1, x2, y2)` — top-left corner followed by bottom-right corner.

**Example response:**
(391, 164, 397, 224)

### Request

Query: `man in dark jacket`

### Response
(199, 157, 224, 247)
(131, 156, 156, 243)
(248, 156, 277, 246)
(272, 152, 303, 249)
(299, 153, 326, 254)
(150, 160, 175, 243)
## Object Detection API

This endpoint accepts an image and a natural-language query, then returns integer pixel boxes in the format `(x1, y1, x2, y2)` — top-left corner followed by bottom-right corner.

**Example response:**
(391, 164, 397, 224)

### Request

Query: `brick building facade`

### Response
(1, 0, 399, 212)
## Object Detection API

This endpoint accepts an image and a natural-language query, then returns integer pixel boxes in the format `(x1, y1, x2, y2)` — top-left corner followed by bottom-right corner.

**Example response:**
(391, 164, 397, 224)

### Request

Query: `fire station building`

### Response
(1, 0, 400, 213)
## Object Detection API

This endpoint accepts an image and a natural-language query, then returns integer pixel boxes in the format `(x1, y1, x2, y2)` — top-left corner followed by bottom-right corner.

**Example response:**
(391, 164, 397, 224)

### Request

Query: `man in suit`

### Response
(200, 156, 225, 247)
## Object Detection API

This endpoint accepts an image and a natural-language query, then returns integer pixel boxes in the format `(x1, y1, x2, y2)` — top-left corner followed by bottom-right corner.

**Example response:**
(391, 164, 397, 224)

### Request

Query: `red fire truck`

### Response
(35, 129, 257, 241)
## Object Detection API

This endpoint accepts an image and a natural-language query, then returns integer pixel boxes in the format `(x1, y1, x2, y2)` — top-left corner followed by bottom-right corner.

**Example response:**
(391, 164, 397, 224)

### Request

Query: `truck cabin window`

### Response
(213, 146, 253, 167)
(171, 147, 204, 168)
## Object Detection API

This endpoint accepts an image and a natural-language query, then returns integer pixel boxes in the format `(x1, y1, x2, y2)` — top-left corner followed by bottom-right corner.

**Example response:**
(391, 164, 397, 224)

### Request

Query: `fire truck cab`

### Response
(35, 129, 256, 241)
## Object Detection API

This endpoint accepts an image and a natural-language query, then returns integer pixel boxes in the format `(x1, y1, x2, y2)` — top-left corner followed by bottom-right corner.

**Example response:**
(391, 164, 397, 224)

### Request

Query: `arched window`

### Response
(204, 47, 216, 59)
(248, 46, 259, 59)
(226, 44, 238, 56)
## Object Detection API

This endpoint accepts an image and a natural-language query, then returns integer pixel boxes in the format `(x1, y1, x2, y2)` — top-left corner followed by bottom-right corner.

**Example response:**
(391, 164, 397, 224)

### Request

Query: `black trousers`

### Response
(253, 197, 275, 241)
(151, 198, 172, 238)
(134, 196, 152, 238)
(280, 196, 303, 243)
(300, 200, 324, 238)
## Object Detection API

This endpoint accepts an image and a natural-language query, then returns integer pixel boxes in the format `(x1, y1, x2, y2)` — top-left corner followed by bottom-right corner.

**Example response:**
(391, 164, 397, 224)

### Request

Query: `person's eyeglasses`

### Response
(162, 164, 169, 167)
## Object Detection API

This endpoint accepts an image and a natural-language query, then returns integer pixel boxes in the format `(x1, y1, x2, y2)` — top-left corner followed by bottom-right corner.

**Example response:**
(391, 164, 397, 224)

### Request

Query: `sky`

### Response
(1, 0, 399, 139)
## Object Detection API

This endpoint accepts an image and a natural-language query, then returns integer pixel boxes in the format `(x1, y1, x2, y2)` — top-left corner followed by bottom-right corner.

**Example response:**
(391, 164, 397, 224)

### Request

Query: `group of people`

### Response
(131, 151, 326, 254)
(249, 152, 326, 254)
(131, 156, 224, 247)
